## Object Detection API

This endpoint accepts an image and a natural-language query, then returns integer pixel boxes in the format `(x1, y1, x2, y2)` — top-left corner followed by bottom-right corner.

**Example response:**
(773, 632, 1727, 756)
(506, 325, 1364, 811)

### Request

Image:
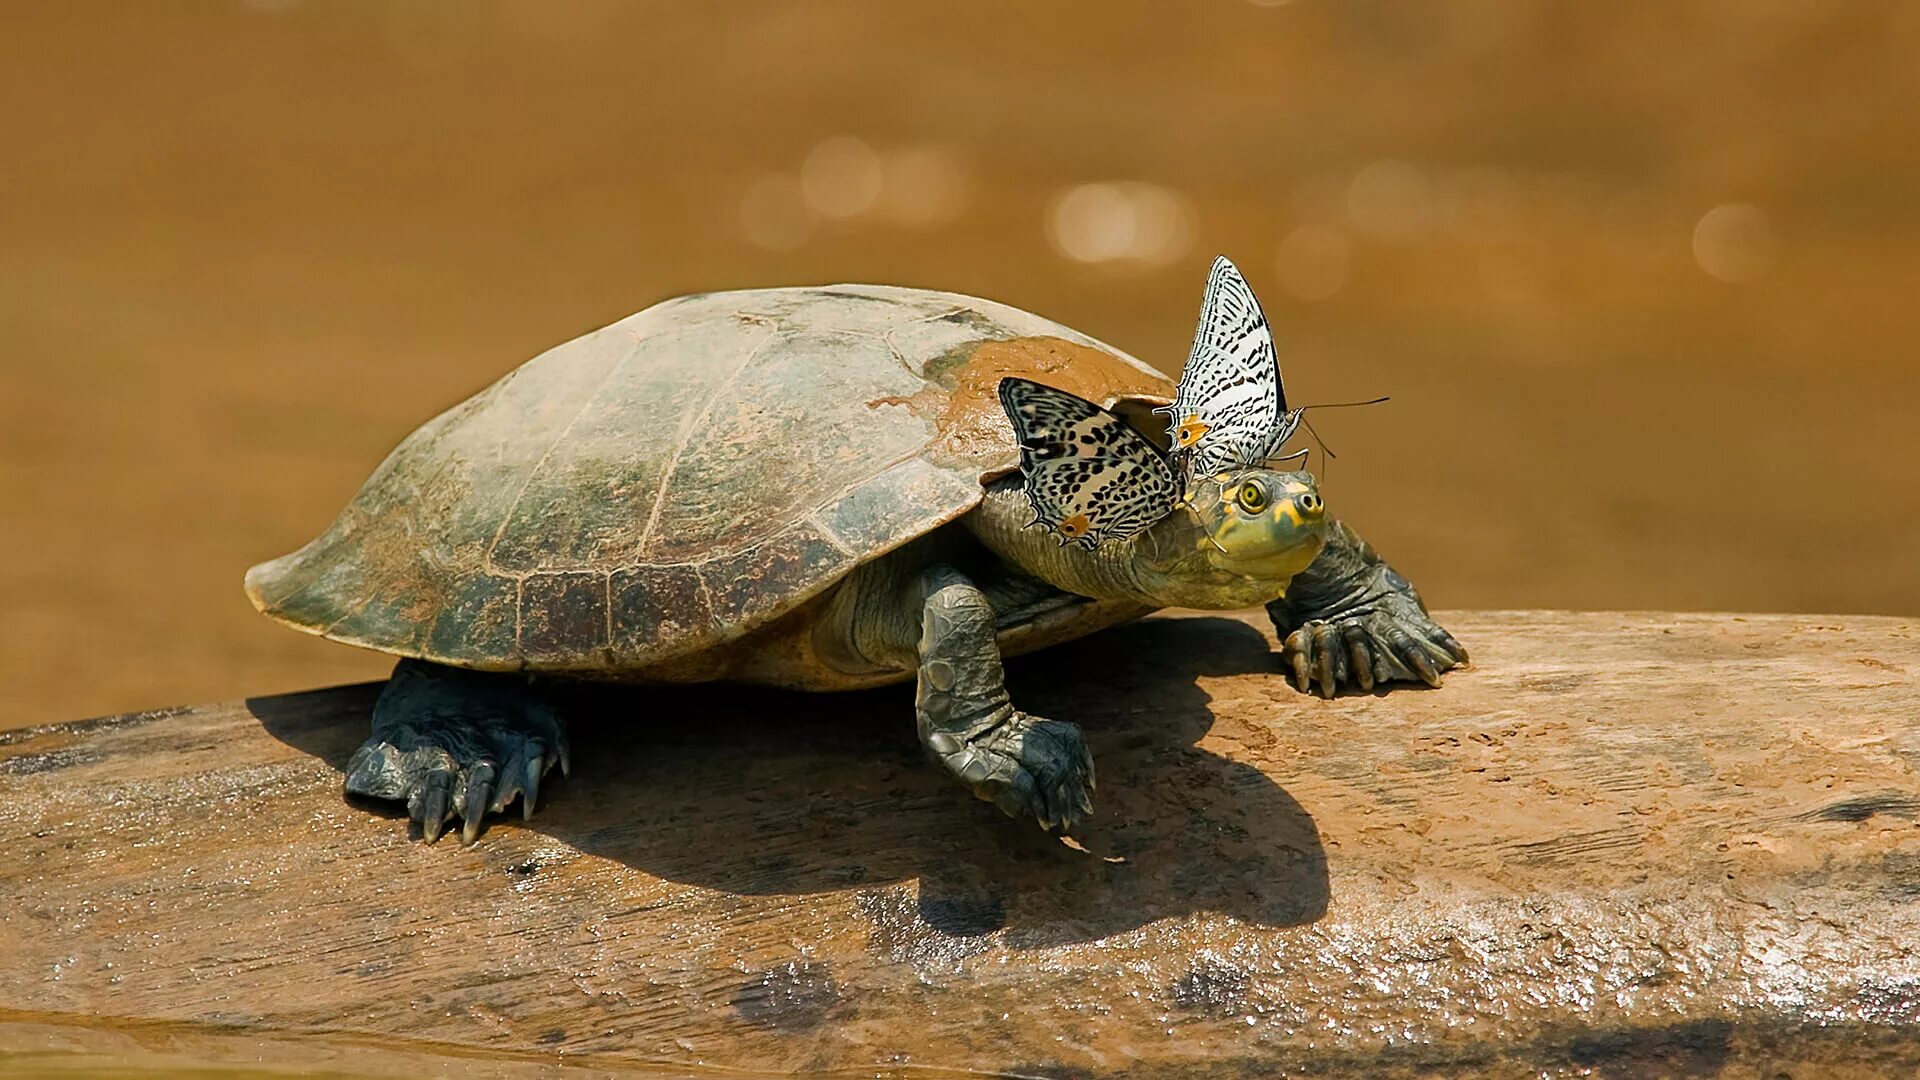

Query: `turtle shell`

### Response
(245, 285, 1175, 672)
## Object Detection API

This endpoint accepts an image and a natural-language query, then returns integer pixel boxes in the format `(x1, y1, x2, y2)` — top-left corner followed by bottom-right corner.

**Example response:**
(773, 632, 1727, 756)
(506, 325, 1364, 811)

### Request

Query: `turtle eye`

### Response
(1235, 480, 1269, 513)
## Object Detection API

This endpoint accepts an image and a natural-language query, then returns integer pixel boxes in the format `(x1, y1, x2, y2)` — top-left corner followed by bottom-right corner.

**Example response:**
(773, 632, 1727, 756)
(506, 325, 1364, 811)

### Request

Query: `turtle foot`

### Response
(345, 660, 570, 845)
(932, 711, 1095, 833)
(1280, 606, 1469, 698)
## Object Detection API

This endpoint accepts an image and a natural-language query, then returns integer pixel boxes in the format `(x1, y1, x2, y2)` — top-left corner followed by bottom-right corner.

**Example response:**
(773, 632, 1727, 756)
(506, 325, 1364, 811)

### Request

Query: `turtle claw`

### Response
(522, 756, 543, 821)
(941, 712, 1095, 835)
(1279, 607, 1465, 698)
(403, 769, 455, 844)
(486, 756, 523, 817)
(345, 660, 570, 846)
(459, 762, 496, 844)
(1051, 773, 1091, 832)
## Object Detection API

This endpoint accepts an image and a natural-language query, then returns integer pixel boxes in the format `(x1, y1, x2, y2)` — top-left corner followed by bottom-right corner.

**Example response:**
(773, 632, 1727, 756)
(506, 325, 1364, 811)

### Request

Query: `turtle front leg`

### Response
(915, 566, 1095, 831)
(1267, 519, 1470, 698)
(344, 659, 570, 844)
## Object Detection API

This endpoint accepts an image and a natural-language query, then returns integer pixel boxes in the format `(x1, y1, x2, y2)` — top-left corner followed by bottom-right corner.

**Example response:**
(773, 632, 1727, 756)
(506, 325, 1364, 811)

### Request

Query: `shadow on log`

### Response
(250, 614, 1330, 945)
(4, 611, 1920, 1078)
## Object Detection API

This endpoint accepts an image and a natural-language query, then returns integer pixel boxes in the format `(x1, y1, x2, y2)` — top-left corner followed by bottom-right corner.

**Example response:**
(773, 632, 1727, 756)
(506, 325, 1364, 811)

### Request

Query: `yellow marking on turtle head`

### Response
(1173, 415, 1211, 448)
(1214, 473, 1244, 508)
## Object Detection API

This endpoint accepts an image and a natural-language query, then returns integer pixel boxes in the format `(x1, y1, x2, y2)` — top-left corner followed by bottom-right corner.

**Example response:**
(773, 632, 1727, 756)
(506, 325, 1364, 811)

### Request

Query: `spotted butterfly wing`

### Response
(998, 378, 1178, 550)
(1159, 255, 1302, 478)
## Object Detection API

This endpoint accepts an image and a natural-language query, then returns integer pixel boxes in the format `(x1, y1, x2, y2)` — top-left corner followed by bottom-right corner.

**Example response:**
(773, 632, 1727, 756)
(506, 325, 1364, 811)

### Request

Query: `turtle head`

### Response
(1188, 468, 1327, 580)
(1132, 468, 1327, 604)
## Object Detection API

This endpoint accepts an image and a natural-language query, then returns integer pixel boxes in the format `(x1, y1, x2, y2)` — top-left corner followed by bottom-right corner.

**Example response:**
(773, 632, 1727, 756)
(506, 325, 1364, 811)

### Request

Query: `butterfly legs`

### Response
(914, 564, 1095, 831)
(1266, 520, 1469, 698)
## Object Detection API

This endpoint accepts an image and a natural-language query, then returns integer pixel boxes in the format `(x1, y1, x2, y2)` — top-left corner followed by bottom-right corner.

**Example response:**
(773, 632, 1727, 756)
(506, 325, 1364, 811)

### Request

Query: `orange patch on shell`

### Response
(928, 336, 1176, 471)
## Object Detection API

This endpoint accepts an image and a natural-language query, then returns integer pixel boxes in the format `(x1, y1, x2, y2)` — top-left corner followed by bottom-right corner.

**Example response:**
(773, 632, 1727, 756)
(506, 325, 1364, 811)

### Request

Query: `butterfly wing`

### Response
(1160, 255, 1301, 477)
(998, 378, 1178, 550)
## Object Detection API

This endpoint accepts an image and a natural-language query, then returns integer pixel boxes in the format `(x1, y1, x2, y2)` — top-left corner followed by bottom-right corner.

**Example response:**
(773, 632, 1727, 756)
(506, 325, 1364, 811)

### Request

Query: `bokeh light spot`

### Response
(1049, 183, 1134, 263)
(1046, 181, 1193, 265)
(800, 136, 883, 219)
(1692, 203, 1776, 283)
(1124, 183, 1196, 265)
(875, 146, 971, 228)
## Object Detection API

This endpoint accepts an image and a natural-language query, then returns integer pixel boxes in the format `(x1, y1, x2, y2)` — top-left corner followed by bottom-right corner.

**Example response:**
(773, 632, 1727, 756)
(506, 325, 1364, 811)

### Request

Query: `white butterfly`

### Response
(1158, 256, 1303, 480)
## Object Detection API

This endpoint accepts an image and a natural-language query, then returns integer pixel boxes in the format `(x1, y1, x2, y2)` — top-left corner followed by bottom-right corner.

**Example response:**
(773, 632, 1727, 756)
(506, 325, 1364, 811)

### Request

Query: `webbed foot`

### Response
(1280, 600, 1468, 698)
(928, 711, 1095, 832)
(345, 659, 570, 844)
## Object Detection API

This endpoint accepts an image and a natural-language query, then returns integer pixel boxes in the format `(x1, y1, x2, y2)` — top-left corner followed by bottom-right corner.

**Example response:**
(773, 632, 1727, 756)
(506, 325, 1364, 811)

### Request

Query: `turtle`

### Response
(246, 256, 1467, 844)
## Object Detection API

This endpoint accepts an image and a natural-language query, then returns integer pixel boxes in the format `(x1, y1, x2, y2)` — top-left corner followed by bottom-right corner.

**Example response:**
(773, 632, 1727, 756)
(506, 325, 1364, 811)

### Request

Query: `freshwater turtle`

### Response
(246, 257, 1466, 844)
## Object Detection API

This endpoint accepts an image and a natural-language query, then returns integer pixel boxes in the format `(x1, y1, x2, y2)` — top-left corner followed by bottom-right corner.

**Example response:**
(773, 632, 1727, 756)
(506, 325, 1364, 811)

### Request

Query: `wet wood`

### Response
(4, 610, 1920, 1078)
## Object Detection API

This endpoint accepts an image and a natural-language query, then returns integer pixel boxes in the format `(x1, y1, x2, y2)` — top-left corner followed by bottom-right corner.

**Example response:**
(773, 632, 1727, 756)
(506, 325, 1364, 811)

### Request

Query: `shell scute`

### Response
(253, 512, 377, 634)
(327, 585, 431, 657)
(818, 455, 982, 555)
(426, 572, 519, 665)
(520, 572, 610, 665)
(246, 285, 1176, 672)
(698, 522, 853, 638)
(490, 319, 779, 573)
(641, 330, 929, 564)
(609, 564, 716, 664)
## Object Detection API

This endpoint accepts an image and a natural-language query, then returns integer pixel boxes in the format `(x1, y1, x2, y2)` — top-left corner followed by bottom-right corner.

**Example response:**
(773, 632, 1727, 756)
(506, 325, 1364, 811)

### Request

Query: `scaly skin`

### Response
(1266, 519, 1470, 698)
(913, 565, 1095, 831)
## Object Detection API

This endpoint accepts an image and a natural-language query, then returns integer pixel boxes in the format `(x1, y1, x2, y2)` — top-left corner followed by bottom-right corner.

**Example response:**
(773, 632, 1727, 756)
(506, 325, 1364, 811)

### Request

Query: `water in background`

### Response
(3, 1, 1917, 724)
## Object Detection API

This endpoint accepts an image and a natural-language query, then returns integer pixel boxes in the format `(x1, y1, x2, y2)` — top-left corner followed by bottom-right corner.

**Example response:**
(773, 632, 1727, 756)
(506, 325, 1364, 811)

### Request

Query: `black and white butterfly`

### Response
(1159, 256, 1303, 480)
(998, 377, 1178, 550)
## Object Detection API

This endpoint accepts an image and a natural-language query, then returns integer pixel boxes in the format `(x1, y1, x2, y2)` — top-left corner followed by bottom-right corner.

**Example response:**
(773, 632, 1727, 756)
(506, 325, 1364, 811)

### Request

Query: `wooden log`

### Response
(3, 611, 1920, 1077)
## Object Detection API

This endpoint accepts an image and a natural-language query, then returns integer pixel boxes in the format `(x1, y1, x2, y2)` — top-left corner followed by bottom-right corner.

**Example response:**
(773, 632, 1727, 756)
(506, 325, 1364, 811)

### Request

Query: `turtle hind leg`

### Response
(914, 566, 1095, 832)
(345, 659, 570, 845)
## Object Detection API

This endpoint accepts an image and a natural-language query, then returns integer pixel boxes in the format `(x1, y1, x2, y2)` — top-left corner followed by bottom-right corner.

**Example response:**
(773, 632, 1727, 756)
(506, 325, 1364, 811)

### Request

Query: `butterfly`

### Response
(998, 377, 1178, 550)
(1158, 256, 1303, 481)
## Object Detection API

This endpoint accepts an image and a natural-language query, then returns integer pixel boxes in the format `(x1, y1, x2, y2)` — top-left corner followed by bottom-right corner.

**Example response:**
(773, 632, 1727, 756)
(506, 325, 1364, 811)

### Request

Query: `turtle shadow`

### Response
(252, 615, 1331, 945)
(542, 614, 1329, 945)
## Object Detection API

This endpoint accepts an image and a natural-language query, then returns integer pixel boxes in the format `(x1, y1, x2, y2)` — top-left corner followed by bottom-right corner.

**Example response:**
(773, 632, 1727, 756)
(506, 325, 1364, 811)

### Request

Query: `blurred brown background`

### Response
(3, 1, 1917, 725)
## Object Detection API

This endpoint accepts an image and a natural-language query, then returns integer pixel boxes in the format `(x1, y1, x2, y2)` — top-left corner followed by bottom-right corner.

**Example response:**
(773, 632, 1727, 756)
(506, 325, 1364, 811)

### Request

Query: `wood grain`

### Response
(4, 611, 1920, 1078)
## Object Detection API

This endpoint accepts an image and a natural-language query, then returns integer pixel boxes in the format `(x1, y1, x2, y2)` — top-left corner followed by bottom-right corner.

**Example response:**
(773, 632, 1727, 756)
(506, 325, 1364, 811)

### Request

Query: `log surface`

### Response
(4, 610, 1920, 1077)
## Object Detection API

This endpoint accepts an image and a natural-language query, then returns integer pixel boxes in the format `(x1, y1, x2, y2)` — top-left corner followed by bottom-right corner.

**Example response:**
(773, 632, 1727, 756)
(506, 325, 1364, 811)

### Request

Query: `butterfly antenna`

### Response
(1297, 395, 1391, 411)
(1291, 394, 1388, 481)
